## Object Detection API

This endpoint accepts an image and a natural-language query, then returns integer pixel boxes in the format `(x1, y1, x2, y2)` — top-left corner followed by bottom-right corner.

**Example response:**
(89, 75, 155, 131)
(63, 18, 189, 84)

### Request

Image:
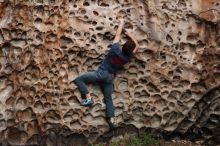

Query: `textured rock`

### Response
(0, 0, 219, 145)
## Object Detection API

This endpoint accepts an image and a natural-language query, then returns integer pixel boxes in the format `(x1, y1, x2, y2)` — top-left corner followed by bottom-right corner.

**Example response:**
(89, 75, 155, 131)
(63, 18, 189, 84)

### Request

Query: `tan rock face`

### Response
(0, 0, 219, 145)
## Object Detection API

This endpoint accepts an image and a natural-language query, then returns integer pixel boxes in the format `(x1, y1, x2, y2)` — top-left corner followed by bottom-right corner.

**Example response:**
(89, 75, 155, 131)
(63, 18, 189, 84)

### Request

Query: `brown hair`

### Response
(122, 39, 136, 55)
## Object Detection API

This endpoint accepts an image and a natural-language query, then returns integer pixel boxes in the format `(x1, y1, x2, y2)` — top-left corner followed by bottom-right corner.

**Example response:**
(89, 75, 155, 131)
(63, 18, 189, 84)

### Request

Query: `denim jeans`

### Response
(74, 67, 115, 117)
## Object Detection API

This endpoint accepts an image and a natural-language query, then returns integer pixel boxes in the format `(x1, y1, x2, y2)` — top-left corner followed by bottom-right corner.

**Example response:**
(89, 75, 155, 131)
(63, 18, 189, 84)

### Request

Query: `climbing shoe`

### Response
(106, 117, 115, 130)
(80, 98, 94, 106)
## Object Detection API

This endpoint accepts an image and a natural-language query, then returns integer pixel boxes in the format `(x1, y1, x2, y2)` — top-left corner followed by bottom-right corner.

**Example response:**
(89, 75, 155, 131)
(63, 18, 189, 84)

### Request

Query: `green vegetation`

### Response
(128, 134, 159, 146)
(91, 134, 160, 146)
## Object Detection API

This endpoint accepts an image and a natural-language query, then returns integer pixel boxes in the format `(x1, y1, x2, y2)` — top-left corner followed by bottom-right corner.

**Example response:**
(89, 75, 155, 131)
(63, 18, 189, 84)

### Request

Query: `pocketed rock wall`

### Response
(0, 0, 219, 145)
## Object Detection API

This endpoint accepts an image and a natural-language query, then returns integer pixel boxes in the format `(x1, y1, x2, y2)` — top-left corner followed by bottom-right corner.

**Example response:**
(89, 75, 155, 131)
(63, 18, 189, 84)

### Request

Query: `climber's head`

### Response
(122, 39, 136, 55)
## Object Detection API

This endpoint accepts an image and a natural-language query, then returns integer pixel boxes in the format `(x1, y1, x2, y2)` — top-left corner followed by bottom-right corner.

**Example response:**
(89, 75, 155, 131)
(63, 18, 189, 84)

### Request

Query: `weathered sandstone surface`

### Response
(0, 0, 219, 145)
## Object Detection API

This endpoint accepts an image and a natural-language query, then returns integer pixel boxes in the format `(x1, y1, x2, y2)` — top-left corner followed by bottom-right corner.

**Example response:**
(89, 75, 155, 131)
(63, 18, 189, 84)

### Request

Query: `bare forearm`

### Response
(113, 19, 124, 43)
(116, 23, 123, 37)
(127, 33, 138, 45)
(126, 32, 139, 53)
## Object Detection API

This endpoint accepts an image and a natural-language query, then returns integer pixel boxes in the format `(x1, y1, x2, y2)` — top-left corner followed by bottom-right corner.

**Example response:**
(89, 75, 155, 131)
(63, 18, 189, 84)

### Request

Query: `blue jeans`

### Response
(74, 67, 115, 117)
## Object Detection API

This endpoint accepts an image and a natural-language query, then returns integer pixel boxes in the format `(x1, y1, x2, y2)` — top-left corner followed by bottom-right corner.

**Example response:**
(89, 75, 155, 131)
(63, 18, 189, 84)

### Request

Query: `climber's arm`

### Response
(125, 30, 139, 54)
(113, 19, 124, 44)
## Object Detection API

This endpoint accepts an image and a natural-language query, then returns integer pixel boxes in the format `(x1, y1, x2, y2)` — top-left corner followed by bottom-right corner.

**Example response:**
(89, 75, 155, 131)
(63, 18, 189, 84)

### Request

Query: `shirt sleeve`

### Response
(111, 43, 120, 54)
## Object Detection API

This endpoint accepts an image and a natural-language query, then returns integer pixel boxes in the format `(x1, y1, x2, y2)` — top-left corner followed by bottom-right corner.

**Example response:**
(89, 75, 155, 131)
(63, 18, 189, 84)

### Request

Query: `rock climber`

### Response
(73, 19, 139, 130)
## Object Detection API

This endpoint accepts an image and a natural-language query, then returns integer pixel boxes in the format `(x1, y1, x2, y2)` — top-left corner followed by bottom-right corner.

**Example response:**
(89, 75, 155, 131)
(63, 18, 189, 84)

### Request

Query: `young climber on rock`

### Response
(74, 19, 139, 130)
